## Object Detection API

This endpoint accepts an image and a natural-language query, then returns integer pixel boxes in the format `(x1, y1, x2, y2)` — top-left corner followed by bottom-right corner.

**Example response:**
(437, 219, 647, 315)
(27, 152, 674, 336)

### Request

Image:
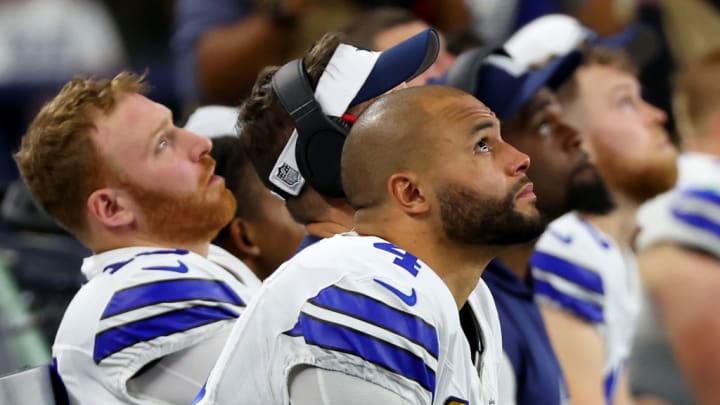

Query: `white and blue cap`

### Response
(268, 28, 439, 199)
(437, 47, 581, 121)
(472, 50, 581, 120)
(183, 105, 239, 138)
(504, 14, 657, 70)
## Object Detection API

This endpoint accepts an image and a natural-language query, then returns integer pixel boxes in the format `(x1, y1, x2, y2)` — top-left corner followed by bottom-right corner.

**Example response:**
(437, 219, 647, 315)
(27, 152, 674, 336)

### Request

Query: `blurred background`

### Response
(0, 0, 718, 374)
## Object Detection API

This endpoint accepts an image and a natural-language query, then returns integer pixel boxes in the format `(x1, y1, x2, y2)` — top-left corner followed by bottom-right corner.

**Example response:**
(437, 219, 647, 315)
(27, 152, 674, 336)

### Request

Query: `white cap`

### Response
(504, 14, 594, 69)
(183, 105, 240, 138)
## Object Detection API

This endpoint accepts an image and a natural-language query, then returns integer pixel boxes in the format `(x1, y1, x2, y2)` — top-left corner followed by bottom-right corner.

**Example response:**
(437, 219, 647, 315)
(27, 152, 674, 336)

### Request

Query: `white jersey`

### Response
(195, 234, 485, 405)
(630, 153, 720, 403)
(207, 244, 263, 290)
(530, 212, 642, 401)
(637, 153, 720, 257)
(53, 245, 258, 405)
(467, 280, 502, 404)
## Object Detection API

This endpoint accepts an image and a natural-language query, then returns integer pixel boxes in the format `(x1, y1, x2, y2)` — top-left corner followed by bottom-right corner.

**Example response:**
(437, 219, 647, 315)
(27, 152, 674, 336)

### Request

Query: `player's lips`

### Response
(206, 163, 220, 186)
(516, 182, 536, 200)
(653, 128, 676, 149)
(570, 154, 597, 180)
(572, 160, 595, 176)
(208, 174, 222, 185)
(658, 136, 675, 150)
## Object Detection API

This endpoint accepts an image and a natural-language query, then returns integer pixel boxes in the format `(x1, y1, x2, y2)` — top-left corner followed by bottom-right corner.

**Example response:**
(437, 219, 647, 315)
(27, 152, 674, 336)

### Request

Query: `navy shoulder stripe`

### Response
(285, 312, 436, 393)
(530, 251, 604, 295)
(101, 278, 245, 319)
(309, 285, 438, 358)
(672, 209, 720, 239)
(680, 188, 720, 206)
(93, 305, 238, 363)
(535, 279, 603, 323)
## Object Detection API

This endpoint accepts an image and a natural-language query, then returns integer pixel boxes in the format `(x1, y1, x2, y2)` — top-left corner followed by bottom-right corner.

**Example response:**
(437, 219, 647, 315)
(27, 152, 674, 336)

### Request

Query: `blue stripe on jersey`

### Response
(93, 305, 238, 363)
(101, 279, 245, 319)
(309, 285, 438, 358)
(604, 364, 621, 405)
(103, 258, 134, 274)
(534, 279, 604, 323)
(285, 312, 436, 393)
(681, 188, 720, 206)
(530, 251, 604, 295)
(192, 383, 206, 405)
(672, 209, 720, 239)
(50, 357, 70, 405)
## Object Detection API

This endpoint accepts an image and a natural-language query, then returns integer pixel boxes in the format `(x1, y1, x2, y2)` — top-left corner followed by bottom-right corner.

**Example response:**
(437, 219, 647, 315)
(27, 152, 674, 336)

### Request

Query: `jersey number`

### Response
(373, 242, 420, 277)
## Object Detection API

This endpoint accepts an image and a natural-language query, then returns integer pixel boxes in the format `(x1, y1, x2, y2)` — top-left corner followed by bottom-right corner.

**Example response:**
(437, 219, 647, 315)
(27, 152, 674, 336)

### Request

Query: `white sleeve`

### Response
(289, 367, 413, 405)
(638, 188, 720, 257)
(126, 328, 230, 404)
(497, 352, 518, 405)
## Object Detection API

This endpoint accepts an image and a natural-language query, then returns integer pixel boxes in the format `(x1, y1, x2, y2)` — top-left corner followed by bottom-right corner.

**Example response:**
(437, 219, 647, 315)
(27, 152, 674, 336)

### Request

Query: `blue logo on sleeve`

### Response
(547, 228, 573, 244)
(142, 260, 189, 273)
(374, 278, 417, 306)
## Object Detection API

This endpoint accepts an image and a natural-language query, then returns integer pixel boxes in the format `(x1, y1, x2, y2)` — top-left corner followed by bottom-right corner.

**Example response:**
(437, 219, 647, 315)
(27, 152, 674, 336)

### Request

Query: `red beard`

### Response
(595, 150, 678, 204)
(120, 156, 237, 246)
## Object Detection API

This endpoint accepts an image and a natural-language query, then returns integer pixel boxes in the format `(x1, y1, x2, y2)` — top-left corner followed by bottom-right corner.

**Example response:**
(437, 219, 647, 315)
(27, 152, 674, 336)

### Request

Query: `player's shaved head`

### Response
(342, 85, 474, 210)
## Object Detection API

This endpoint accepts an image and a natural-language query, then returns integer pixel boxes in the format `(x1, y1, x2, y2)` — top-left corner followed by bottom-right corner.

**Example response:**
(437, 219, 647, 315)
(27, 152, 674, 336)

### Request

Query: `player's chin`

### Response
(515, 200, 541, 219)
(515, 195, 538, 210)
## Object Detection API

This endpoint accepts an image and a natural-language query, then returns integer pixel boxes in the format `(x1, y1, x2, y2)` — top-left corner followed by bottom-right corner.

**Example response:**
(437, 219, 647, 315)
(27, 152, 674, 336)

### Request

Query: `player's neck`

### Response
(682, 124, 720, 156)
(305, 220, 353, 238)
(356, 220, 493, 309)
(305, 201, 355, 238)
(100, 236, 211, 257)
(685, 140, 720, 157)
(431, 242, 496, 309)
(407, 237, 495, 310)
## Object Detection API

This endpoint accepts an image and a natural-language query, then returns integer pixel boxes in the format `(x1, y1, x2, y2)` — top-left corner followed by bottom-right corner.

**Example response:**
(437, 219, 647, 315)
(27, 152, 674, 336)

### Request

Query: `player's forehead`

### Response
(436, 95, 498, 126)
(580, 64, 640, 96)
(101, 93, 167, 131)
(521, 88, 561, 120)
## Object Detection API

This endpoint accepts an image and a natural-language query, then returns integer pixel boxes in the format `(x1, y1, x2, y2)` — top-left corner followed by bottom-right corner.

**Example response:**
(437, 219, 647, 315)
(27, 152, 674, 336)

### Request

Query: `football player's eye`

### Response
(537, 122, 552, 137)
(475, 140, 490, 153)
(619, 96, 637, 112)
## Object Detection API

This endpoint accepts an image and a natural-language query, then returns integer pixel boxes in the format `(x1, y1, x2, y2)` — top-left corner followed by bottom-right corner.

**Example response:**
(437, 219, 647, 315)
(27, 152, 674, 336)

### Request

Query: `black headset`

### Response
(271, 58, 350, 198)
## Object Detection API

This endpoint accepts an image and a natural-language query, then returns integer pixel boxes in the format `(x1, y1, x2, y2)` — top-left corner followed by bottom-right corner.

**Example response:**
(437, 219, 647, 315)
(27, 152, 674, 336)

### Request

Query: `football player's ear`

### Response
(87, 188, 135, 229)
(229, 218, 262, 259)
(388, 172, 429, 215)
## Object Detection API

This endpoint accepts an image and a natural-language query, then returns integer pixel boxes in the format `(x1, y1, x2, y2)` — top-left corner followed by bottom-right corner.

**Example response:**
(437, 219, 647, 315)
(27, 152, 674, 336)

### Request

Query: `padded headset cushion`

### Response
(295, 115, 349, 198)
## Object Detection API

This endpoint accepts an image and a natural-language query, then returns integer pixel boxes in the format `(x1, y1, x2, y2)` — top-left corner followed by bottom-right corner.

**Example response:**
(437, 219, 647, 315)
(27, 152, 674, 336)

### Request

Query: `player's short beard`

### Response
(438, 180, 547, 246)
(118, 158, 237, 246)
(596, 152, 678, 204)
(567, 161, 615, 216)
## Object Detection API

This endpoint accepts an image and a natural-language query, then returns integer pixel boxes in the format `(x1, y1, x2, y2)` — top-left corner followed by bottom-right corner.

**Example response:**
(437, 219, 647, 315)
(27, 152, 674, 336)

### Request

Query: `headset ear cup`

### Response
(295, 116, 349, 198)
(272, 59, 352, 198)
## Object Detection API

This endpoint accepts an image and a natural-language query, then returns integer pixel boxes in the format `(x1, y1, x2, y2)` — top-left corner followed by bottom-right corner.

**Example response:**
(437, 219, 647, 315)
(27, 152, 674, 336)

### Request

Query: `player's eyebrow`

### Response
(608, 81, 639, 97)
(469, 119, 496, 137)
(527, 98, 552, 116)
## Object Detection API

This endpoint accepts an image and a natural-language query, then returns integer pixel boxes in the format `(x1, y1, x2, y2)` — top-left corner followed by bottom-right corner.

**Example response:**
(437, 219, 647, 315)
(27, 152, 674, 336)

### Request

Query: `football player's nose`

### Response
(507, 144, 530, 176)
(186, 130, 212, 162)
